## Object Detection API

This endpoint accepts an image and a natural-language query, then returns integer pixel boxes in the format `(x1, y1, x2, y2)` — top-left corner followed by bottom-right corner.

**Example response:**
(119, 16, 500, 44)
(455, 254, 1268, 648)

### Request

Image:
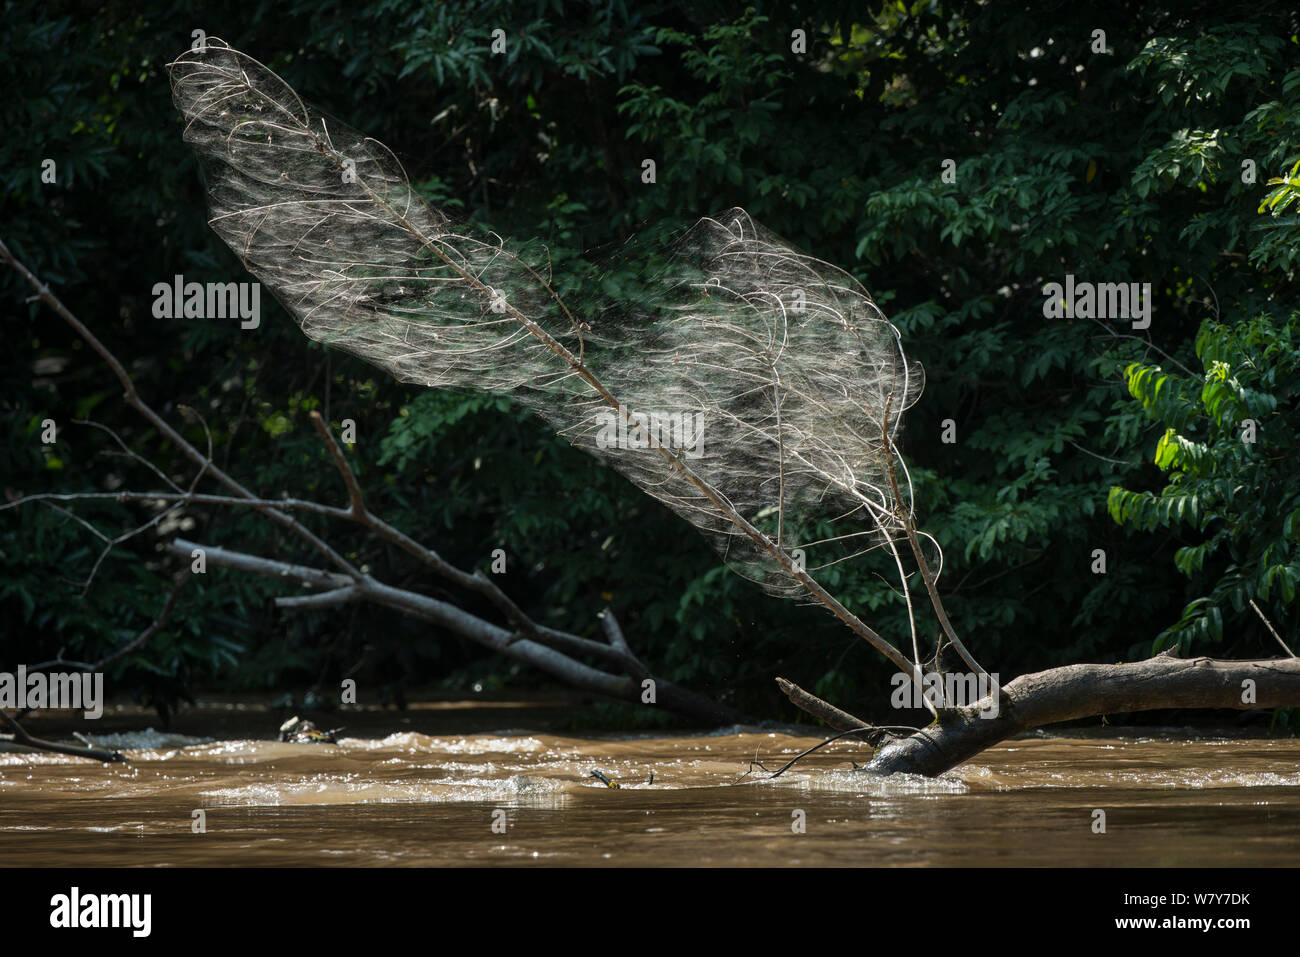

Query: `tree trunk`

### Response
(865, 654, 1300, 777)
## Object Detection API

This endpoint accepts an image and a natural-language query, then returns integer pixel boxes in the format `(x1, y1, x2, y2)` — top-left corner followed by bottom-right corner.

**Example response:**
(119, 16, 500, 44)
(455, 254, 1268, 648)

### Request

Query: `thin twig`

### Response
(301, 408, 545, 639)
(308, 410, 366, 515)
(3, 489, 351, 521)
(1089, 317, 1200, 379)
(769, 726, 903, 779)
(1067, 440, 1138, 468)
(22, 577, 186, 677)
(881, 391, 988, 681)
(598, 607, 651, 679)
(1250, 599, 1296, 657)
(15, 578, 188, 719)
(0, 237, 361, 580)
(74, 417, 183, 492)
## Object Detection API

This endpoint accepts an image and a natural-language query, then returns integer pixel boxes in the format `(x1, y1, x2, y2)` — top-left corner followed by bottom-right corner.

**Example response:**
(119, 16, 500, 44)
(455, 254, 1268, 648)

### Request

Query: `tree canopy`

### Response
(3, 0, 1297, 725)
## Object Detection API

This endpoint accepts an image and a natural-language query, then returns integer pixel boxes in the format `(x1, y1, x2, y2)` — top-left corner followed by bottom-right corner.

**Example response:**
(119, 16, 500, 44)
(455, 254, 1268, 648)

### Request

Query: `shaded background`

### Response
(3, 0, 1297, 726)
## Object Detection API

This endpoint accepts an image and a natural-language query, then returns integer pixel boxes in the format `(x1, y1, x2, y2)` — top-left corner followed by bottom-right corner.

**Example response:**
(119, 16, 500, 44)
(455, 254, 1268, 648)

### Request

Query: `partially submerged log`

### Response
(782, 653, 1300, 777)
(0, 710, 125, 763)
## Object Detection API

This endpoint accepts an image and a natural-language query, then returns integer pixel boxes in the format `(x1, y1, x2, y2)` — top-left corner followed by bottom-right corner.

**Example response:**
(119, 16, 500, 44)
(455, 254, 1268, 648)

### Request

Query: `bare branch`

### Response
(1089, 316, 1200, 379)
(164, 538, 743, 724)
(881, 391, 988, 681)
(0, 710, 125, 764)
(775, 676, 873, 732)
(308, 410, 365, 515)
(73, 417, 184, 492)
(168, 538, 354, 589)
(3, 489, 351, 521)
(275, 584, 361, 610)
(599, 607, 650, 680)
(3, 224, 745, 727)
(0, 236, 361, 580)
(1250, 599, 1296, 657)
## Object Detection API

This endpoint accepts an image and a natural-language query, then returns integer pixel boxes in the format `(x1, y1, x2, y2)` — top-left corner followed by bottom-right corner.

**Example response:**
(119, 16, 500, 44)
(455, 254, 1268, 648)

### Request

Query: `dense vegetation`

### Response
(2, 0, 1297, 724)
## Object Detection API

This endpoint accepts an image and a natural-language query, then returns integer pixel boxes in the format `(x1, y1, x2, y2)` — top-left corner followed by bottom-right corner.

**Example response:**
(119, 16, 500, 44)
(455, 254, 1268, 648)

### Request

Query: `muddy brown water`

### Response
(3, 699, 1298, 866)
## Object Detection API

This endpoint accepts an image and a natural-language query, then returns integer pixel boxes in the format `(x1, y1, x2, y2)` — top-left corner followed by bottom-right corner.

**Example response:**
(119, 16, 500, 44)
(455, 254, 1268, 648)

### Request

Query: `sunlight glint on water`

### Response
(3, 725, 1298, 866)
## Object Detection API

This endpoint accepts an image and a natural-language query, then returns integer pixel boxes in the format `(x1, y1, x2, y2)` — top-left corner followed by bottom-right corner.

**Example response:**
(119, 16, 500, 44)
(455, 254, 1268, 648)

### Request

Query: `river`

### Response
(3, 699, 1297, 866)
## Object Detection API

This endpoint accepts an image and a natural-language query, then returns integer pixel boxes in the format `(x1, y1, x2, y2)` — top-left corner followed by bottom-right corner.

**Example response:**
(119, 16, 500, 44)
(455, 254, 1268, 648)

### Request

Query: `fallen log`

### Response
(860, 654, 1300, 777)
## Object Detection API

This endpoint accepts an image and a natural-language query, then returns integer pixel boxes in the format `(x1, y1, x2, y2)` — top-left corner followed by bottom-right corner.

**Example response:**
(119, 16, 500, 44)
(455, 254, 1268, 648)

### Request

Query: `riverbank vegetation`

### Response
(3, 1, 1298, 747)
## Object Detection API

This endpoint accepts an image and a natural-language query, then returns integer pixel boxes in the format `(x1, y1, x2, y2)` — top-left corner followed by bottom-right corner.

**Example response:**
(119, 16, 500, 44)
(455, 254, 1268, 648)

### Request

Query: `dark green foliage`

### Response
(3, 0, 1298, 722)
(1109, 310, 1300, 653)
